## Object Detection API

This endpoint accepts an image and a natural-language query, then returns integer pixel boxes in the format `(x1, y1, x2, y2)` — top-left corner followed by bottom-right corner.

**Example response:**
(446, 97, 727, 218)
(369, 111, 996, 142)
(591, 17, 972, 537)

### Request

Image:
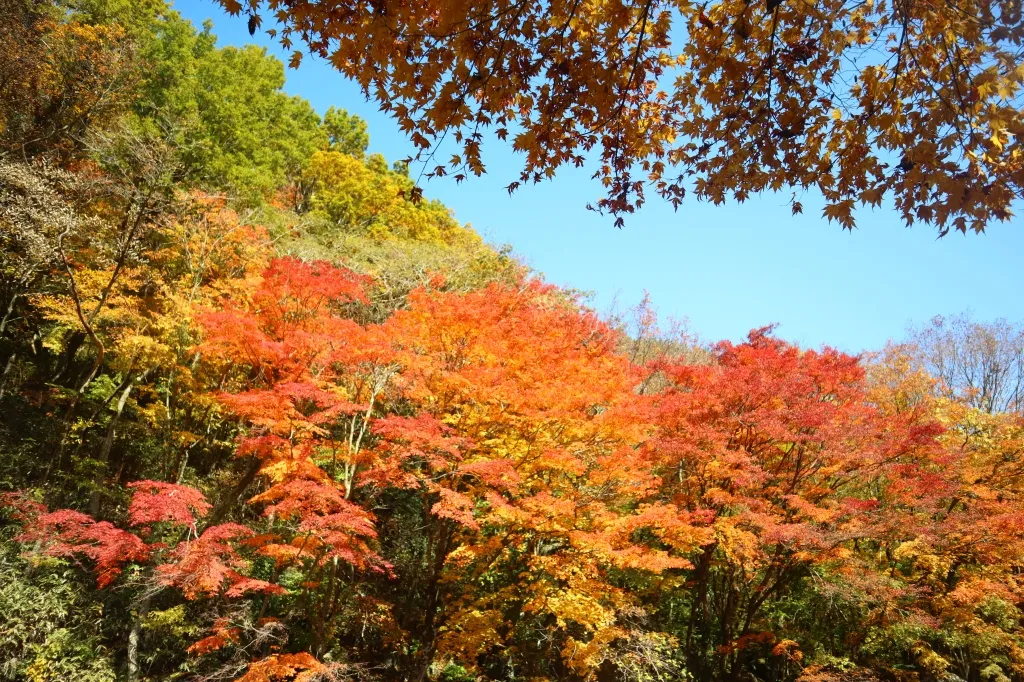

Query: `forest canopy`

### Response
(221, 0, 1024, 232)
(1, 2, 1024, 682)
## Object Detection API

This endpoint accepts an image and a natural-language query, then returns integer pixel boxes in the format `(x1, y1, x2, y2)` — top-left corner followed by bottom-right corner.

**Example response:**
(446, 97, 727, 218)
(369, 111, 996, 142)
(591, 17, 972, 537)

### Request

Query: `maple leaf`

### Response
(225, 0, 1024, 231)
(127, 481, 212, 528)
(234, 653, 326, 682)
(187, 619, 242, 656)
(15, 506, 149, 588)
(431, 487, 480, 530)
(156, 523, 261, 599)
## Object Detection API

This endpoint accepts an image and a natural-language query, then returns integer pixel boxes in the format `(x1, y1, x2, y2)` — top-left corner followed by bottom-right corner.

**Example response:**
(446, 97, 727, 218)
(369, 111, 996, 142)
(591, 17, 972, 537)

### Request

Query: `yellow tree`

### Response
(305, 150, 475, 246)
(30, 191, 272, 511)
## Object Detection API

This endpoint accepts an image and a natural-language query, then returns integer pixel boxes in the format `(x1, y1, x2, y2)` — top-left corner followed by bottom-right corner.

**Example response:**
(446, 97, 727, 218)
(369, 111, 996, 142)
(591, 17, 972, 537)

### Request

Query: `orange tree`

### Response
(370, 280, 706, 682)
(841, 345, 1024, 682)
(635, 329, 950, 681)
(7, 262, 1024, 682)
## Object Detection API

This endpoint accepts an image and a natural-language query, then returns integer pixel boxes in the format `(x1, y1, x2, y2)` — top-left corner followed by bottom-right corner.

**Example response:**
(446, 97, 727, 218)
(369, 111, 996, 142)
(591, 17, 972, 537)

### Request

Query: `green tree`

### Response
(134, 14, 325, 203)
(322, 106, 369, 158)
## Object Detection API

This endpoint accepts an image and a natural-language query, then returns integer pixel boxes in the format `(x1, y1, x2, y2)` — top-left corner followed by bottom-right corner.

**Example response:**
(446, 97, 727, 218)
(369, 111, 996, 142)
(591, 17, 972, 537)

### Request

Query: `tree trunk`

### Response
(52, 330, 85, 383)
(0, 351, 15, 400)
(88, 374, 136, 516)
(202, 457, 262, 530)
(127, 593, 150, 682)
(687, 544, 716, 682)
(413, 518, 453, 682)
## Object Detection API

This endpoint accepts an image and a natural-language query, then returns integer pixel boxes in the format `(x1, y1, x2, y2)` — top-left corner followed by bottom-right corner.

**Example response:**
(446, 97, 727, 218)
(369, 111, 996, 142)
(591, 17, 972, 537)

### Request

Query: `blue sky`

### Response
(174, 0, 1023, 354)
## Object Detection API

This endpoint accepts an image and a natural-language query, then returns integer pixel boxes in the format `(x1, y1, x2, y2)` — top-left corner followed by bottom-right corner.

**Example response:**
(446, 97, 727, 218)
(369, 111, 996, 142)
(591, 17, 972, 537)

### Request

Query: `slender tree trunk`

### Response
(0, 351, 15, 400)
(413, 518, 453, 682)
(88, 373, 137, 516)
(52, 330, 85, 383)
(0, 292, 19, 336)
(688, 544, 716, 682)
(127, 593, 150, 682)
(175, 445, 192, 484)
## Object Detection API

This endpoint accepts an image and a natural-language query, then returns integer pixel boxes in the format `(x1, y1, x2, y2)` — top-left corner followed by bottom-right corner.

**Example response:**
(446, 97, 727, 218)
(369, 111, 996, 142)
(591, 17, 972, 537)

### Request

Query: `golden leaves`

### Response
(436, 609, 505, 664)
(229, 0, 1022, 232)
(822, 199, 856, 230)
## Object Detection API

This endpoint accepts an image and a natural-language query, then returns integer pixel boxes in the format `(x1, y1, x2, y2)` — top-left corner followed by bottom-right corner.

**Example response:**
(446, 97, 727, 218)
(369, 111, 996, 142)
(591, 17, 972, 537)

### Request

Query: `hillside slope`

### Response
(2, 3, 1024, 682)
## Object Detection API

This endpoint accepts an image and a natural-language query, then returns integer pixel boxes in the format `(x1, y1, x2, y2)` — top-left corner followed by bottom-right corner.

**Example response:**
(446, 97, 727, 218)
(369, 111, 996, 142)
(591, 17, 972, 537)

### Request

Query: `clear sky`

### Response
(174, 0, 1024, 354)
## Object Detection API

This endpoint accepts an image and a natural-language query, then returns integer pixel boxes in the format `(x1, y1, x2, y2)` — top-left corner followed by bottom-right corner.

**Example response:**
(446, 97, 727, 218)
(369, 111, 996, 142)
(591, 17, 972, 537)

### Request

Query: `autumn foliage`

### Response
(225, 0, 1024, 233)
(5, 250, 1024, 681)
(2, 2, 1024, 681)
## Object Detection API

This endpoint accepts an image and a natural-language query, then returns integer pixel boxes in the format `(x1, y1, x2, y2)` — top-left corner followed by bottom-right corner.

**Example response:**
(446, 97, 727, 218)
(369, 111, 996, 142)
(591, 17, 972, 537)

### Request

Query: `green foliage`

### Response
(141, 606, 203, 655)
(0, 543, 116, 682)
(322, 106, 369, 158)
(439, 663, 475, 682)
(134, 14, 325, 203)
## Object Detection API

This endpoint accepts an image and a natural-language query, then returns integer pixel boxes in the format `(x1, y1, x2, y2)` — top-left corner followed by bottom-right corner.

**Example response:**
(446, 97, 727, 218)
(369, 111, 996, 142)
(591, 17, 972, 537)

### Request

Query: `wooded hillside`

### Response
(1, 2, 1023, 682)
